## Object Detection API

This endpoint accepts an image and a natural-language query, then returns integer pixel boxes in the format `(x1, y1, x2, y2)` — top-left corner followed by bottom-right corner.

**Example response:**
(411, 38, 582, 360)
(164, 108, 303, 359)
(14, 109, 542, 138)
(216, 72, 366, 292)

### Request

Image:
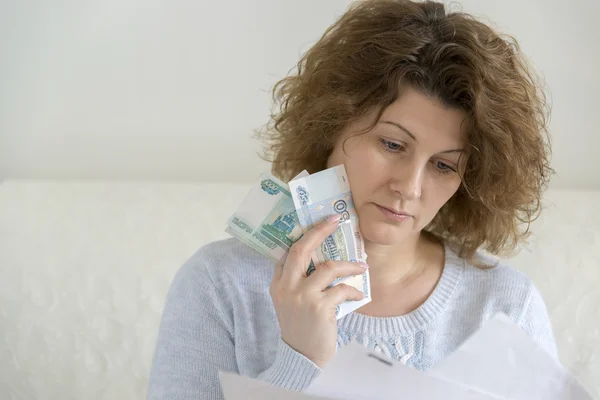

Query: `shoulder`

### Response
(468, 250, 532, 295)
(449, 245, 541, 323)
(446, 245, 558, 358)
(462, 248, 558, 357)
(174, 238, 274, 292)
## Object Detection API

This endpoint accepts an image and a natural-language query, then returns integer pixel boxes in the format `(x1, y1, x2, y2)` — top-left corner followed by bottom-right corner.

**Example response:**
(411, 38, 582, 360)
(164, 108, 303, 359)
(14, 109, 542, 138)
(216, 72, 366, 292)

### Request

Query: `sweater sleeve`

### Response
(147, 258, 237, 400)
(147, 250, 322, 399)
(517, 283, 560, 361)
(256, 337, 322, 391)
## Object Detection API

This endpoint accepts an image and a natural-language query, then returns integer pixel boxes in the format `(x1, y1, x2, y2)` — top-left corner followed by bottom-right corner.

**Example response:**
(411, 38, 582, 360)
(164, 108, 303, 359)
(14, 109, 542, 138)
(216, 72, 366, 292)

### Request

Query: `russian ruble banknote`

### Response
(225, 171, 308, 264)
(288, 164, 371, 319)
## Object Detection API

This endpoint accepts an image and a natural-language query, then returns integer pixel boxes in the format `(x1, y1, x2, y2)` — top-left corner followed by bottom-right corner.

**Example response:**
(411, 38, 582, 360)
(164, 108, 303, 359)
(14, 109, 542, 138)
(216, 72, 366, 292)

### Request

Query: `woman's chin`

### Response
(359, 221, 411, 246)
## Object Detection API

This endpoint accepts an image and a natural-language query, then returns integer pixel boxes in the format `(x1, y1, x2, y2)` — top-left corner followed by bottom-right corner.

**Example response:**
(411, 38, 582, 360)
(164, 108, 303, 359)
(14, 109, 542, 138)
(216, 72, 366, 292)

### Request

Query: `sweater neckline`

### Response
(337, 241, 465, 338)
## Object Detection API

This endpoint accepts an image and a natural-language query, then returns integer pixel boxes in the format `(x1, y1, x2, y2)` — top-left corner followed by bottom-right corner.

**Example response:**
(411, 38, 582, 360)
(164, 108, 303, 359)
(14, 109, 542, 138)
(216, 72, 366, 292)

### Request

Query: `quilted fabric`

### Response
(0, 181, 598, 399)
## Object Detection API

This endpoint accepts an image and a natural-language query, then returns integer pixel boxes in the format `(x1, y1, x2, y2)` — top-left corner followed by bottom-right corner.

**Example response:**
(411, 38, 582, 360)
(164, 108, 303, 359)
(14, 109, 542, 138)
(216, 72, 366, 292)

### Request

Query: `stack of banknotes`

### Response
(225, 164, 371, 319)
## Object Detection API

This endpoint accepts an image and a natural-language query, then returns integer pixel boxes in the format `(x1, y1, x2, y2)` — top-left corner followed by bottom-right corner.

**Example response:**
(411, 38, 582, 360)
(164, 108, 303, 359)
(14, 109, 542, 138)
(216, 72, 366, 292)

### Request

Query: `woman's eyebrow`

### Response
(380, 120, 466, 154)
(440, 149, 466, 154)
(380, 120, 417, 141)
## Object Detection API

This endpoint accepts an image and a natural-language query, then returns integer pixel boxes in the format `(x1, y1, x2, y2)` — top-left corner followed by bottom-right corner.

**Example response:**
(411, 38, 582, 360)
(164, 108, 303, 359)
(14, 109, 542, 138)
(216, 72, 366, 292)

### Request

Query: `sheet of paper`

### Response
(430, 315, 594, 400)
(305, 341, 507, 400)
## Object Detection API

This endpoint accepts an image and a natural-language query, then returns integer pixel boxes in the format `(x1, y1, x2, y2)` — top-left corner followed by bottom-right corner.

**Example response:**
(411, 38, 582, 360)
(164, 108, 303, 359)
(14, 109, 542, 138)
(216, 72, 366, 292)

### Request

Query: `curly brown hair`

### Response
(256, 0, 553, 261)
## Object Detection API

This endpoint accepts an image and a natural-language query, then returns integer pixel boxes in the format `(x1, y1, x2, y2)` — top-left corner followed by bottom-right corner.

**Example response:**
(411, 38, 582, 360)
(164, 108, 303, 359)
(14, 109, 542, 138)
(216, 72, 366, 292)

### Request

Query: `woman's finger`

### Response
(271, 259, 285, 284)
(280, 214, 342, 284)
(322, 283, 365, 306)
(305, 260, 368, 291)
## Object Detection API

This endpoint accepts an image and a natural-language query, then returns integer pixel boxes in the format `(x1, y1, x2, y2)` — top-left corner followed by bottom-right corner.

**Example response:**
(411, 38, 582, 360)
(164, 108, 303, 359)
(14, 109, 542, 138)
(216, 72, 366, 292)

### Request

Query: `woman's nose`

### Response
(389, 161, 424, 201)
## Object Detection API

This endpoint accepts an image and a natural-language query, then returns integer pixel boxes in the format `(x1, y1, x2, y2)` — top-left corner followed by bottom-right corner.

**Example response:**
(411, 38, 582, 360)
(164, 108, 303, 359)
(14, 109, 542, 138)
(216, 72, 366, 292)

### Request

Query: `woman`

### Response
(148, 0, 556, 398)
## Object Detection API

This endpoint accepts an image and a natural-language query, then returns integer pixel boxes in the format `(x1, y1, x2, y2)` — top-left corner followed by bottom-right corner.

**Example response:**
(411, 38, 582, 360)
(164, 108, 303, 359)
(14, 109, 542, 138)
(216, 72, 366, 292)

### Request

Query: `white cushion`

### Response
(0, 181, 597, 399)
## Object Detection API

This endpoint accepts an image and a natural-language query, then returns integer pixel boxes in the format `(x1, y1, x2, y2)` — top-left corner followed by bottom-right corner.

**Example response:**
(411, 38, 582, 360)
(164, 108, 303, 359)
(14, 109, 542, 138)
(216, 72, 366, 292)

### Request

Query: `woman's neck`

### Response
(364, 232, 443, 287)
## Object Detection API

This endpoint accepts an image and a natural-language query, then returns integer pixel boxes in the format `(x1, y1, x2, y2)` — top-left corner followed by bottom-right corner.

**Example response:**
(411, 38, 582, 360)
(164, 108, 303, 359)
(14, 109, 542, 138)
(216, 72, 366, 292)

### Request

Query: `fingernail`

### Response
(360, 263, 369, 269)
(328, 214, 341, 224)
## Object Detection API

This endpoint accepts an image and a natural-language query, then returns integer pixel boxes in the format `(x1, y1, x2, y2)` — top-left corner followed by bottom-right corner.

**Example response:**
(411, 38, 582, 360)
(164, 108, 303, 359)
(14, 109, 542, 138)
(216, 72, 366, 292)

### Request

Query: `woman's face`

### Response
(326, 87, 468, 246)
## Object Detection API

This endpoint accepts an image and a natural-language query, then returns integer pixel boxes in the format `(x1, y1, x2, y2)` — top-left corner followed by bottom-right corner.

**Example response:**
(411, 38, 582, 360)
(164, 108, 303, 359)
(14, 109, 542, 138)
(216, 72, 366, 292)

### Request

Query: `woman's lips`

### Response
(376, 204, 413, 222)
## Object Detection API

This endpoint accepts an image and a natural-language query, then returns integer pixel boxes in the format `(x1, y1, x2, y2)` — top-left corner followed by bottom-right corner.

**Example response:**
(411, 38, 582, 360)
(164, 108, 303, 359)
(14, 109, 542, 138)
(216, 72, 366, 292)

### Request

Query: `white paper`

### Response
(305, 341, 507, 400)
(430, 315, 594, 400)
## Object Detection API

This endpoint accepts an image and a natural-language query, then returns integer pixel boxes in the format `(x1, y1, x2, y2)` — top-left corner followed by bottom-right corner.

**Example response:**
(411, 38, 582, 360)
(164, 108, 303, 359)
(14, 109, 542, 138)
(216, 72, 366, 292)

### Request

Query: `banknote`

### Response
(225, 225, 274, 261)
(226, 171, 308, 264)
(288, 164, 371, 319)
(288, 165, 367, 262)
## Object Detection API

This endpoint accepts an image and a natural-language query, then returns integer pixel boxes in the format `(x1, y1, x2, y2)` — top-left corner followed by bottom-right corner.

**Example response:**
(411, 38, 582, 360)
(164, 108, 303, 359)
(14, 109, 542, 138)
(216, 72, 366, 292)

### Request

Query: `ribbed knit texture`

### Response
(147, 238, 558, 399)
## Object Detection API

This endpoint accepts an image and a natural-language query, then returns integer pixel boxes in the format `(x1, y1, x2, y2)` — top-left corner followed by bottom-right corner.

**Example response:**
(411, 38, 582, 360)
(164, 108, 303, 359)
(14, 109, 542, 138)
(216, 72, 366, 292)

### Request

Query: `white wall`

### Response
(1, 0, 598, 188)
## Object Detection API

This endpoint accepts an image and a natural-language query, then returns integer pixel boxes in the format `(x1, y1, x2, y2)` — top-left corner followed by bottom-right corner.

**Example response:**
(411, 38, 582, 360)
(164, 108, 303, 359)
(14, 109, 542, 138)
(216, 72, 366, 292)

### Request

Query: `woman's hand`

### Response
(269, 214, 368, 368)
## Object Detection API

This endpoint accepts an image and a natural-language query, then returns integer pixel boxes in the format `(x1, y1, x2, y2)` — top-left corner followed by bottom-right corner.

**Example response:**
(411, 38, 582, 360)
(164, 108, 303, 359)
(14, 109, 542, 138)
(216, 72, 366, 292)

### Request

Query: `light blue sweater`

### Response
(147, 238, 558, 399)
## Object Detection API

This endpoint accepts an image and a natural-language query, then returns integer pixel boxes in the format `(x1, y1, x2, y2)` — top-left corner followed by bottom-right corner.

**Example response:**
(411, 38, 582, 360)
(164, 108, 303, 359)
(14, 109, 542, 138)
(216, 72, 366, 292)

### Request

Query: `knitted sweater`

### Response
(147, 238, 558, 399)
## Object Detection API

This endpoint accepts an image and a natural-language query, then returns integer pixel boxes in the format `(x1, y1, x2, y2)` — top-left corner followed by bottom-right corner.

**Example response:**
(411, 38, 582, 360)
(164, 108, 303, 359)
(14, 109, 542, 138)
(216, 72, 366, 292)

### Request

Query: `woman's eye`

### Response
(379, 138, 404, 152)
(435, 161, 457, 174)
